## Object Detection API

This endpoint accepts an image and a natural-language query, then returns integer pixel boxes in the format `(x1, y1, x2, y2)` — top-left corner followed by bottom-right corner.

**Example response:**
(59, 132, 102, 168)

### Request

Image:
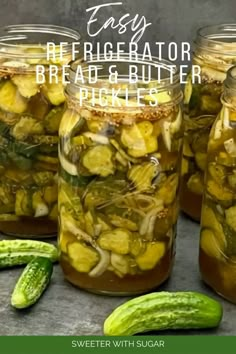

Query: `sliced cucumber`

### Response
(44, 106, 64, 134)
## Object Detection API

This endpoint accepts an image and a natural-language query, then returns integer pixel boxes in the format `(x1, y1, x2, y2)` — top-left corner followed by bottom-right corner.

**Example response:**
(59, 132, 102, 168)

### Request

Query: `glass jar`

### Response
(58, 55, 183, 295)
(199, 65, 236, 304)
(0, 25, 81, 237)
(180, 24, 236, 222)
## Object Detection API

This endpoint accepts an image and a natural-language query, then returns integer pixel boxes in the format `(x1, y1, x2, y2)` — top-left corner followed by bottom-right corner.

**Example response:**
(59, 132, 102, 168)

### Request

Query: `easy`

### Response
(86, 2, 152, 42)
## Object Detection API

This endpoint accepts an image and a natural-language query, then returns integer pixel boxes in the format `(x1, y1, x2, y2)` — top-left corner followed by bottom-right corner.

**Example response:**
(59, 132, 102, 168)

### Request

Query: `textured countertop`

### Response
(0, 213, 235, 336)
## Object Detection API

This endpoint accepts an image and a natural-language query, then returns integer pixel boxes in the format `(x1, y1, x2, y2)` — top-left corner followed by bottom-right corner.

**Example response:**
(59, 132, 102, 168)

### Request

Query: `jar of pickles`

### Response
(180, 24, 236, 221)
(199, 66, 236, 304)
(58, 55, 183, 295)
(0, 25, 81, 237)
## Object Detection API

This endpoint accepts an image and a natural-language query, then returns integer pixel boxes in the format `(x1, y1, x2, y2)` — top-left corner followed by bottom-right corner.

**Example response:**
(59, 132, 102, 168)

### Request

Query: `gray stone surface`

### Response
(0, 214, 235, 336)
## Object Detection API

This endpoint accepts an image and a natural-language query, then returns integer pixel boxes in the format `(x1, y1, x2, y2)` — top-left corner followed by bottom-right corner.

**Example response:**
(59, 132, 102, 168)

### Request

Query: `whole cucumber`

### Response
(104, 291, 223, 336)
(11, 257, 53, 309)
(0, 240, 58, 268)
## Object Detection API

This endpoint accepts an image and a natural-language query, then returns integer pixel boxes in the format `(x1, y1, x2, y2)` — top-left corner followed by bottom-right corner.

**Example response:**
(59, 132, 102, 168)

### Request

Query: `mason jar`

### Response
(58, 55, 183, 295)
(0, 25, 81, 237)
(199, 65, 236, 304)
(180, 24, 236, 222)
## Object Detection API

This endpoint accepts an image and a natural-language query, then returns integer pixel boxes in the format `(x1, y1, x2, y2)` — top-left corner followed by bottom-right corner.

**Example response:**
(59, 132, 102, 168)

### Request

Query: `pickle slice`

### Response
(11, 74, 39, 98)
(82, 145, 115, 177)
(42, 81, 65, 106)
(200, 228, 225, 260)
(135, 242, 165, 270)
(98, 228, 131, 255)
(195, 152, 207, 171)
(0, 81, 27, 114)
(68, 242, 99, 273)
(187, 173, 204, 195)
(44, 106, 64, 134)
(15, 189, 33, 216)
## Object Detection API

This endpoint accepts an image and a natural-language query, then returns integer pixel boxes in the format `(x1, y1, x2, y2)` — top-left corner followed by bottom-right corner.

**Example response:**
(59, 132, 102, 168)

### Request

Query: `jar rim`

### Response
(68, 54, 180, 92)
(195, 24, 236, 55)
(66, 54, 182, 111)
(0, 24, 81, 58)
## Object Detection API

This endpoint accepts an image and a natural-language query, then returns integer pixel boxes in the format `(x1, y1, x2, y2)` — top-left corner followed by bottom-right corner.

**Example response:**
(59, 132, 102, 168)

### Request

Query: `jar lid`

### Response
(66, 54, 182, 109)
(196, 24, 236, 55)
(0, 24, 81, 61)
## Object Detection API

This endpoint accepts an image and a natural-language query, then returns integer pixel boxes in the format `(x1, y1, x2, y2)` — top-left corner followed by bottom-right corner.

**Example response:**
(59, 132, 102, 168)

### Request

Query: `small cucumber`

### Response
(0, 240, 58, 268)
(104, 291, 223, 336)
(11, 257, 53, 309)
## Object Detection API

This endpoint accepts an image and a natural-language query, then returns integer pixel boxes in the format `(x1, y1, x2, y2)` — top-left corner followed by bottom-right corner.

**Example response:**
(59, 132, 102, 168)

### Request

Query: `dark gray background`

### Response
(0, 0, 236, 336)
(0, 0, 235, 62)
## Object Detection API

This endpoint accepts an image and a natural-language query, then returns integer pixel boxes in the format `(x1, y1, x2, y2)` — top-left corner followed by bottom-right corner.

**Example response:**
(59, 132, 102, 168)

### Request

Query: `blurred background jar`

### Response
(180, 24, 236, 222)
(58, 55, 183, 295)
(0, 25, 81, 238)
(199, 65, 236, 304)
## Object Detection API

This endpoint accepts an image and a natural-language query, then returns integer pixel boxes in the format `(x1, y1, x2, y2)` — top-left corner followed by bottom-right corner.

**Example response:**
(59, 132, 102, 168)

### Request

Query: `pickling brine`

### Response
(180, 24, 236, 222)
(59, 56, 183, 295)
(0, 25, 81, 237)
(199, 66, 236, 303)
